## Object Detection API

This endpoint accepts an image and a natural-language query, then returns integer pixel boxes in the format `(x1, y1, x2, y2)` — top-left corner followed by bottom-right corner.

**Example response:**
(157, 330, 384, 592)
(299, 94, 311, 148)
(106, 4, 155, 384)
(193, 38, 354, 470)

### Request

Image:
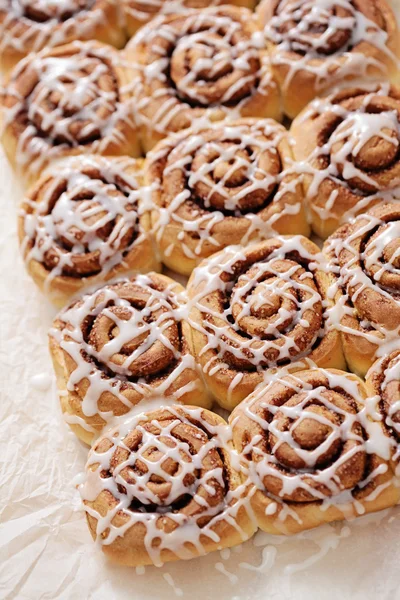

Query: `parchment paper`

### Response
(2, 9, 400, 594)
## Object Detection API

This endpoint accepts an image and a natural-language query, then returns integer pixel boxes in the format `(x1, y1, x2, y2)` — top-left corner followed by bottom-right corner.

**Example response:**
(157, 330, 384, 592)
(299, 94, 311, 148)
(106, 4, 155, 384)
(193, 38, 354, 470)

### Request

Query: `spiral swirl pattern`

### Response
(81, 406, 253, 566)
(147, 119, 308, 275)
(258, 0, 399, 118)
(49, 273, 209, 443)
(291, 84, 400, 238)
(125, 6, 281, 151)
(0, 0, 125, 71)
(16, 0, 95, 21)
(1, 41, 138, 180)
(187, 236, 344, 409)
(325, 202, 400, 376)
(232, 370, 367, 503)
(230, 368, 395, 532)
(20, 156, 156, 304)
(264, 0, 358, 56)
(367, 351, 400, 468)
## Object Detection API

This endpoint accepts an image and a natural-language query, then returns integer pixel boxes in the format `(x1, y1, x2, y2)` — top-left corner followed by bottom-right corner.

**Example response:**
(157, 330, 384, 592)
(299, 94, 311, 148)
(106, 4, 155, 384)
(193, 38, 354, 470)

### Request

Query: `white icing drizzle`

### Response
(124, 6, 279, 143)
(1, 41, 136, 179)
(123, 0, 222, 25)
(3, 0, 399, 578)
(187, 235, 337, 403)
(163, 573, 183, 597)
(290, 83, 400, 231)
(231, 368, 397, 523)
(262, 0, 399, 94)
(240, 542, 277, 571)
(147, 118, 304, 269)
(30, 371, 52, 391)
(50, 272, 208, 437)
(19, 155, 153, 293)
(366, 350, 400, 469)
(0, 0, 124, 66)
(283, 523, 351, 574)
(79, 405, 252, 566)
(79, 370, 399, 566)
(214, 562, 239, 583)
(324, 203, 400, 364)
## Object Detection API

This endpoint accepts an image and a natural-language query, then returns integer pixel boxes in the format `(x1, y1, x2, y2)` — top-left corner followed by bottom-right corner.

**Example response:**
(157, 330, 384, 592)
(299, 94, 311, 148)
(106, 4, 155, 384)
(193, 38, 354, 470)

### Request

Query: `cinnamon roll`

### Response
(49, 273, 211, 445)
(366, 351, 400, 474)
(0, 0, 126, 73)
(146, 118, 309, 276)
(124, 6, 282, 152)
(257, 0, 400, 119)
(19, 155, 159, 307)
(230, 368, 399, 534)
(187, 236, 345, 410)
(122, 0, 257, 37)
(324, 203, 400, 377)
(290, 84, 400, 239)
(1, 41, 140, 186)
(80, 405, 256, 566)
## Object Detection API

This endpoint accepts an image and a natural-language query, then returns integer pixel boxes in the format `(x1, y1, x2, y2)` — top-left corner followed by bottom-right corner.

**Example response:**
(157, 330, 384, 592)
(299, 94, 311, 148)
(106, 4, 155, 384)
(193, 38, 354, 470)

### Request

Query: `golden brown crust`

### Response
(124, 6, 282, 152)
(0, 0, 126, 74)
(49, 273, 211, 444)
(1, 41, 140, 187)
(122, 0, 257, 37)
(230, 368, 399, 534)
(82, 405, 256, 565)
(324, 202, 400, 377)
(257, 0, 400, 119)
(145, 118, 309, 275)
(290, 84, 400, 239)
(19, 155, 160, 307)
(187, 236, 345, 410)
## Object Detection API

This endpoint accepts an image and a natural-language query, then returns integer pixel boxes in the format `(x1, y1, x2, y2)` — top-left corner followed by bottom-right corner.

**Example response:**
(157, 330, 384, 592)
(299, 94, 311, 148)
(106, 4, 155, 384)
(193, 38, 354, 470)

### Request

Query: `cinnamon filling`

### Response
(25, 166, 140, 279)
(266, 0, 390, 57)
(270, 0, 355, 56)
(70, 278, 184, 383)
(20, 0, 95, 22)
(140, 11, 261, 109)
(13, 49, 120, 147)
(157, 126, 284, 218)
(95, 412, 228, 523)
(373, 351, 400, 443)
(199, 242, 325, 371)
(333, 205, 400, 333)
(237, 372, 367, 503)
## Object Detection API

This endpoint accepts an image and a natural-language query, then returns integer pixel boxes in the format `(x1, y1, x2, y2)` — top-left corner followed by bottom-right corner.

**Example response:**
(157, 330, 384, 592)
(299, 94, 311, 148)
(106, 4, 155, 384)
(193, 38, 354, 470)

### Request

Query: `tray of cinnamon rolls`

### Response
(1, 0, 400, 595)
